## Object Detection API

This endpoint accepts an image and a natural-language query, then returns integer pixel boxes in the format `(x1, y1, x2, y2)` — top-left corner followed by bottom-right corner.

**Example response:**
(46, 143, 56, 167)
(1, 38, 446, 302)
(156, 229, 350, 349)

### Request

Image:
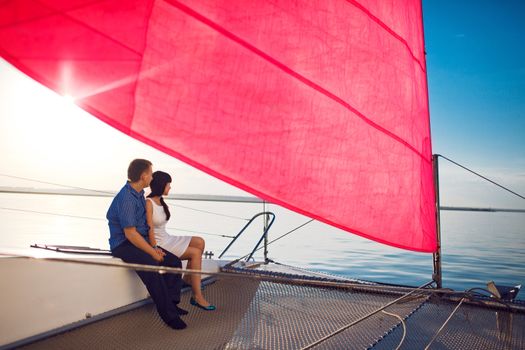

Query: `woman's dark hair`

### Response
(147, 171, 172, 221)
(127, 159, 152, 182)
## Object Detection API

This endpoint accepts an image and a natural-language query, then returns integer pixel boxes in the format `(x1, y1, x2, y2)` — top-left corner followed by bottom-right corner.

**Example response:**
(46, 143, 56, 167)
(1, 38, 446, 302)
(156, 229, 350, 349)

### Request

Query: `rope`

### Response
(0, 251, 434, 295)
(368, 295, 431, 350)
(9, 250, 499, 303)
(423, 297, 466, 350)
(380, 310, 406, 350)
(300, 281, 434, 350)
(2, 250, 523, 315)
(437, 155, 525, 201)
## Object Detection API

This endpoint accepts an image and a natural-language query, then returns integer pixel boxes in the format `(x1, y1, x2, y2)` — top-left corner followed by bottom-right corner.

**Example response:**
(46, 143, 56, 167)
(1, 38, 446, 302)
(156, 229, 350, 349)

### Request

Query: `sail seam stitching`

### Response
(344, 0, 426, 73)
(27, 0, 143, 58)
(129, 0, 157, 132)
(0, 0, 104, 30)
(164, 0, 428, 162)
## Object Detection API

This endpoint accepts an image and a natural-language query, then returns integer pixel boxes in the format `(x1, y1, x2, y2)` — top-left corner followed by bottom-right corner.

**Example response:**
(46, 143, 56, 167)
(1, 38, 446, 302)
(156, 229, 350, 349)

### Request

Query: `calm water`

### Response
(1, 193, 524, 299)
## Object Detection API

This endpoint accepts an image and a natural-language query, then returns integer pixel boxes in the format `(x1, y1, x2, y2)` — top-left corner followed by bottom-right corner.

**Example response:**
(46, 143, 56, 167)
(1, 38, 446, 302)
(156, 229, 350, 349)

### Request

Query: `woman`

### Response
(146, 171, 215, 310)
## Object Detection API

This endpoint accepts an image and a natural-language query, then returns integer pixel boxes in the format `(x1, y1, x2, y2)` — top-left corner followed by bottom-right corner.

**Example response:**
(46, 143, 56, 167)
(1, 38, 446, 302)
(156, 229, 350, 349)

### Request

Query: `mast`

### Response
(420, 1, 442, 287)
(263, 200, 269, 262)
(432, 154, 442, 288)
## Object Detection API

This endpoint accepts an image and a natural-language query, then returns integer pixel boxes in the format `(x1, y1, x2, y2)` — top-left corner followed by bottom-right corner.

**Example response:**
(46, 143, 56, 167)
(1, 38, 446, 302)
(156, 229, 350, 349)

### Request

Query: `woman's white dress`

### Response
(147, 198, 191, 257)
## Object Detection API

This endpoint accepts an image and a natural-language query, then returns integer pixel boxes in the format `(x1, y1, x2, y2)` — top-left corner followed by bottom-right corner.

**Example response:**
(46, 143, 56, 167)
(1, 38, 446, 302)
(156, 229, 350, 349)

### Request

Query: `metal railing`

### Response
(218, 211, 276, 262)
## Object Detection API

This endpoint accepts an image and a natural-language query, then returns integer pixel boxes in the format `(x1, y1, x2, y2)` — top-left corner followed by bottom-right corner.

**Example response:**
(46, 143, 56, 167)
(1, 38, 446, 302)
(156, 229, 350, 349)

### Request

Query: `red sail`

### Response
(0, 0, 436, 252)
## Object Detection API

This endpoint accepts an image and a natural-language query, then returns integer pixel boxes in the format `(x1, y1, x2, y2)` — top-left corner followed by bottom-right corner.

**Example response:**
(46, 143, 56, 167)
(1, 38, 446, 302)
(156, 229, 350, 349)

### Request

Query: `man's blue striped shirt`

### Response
(107, 182, 150, 251)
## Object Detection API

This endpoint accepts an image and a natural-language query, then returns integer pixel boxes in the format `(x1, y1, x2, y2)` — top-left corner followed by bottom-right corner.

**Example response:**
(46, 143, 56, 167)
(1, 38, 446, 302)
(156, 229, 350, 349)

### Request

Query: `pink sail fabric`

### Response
(0, 0, 436, 252)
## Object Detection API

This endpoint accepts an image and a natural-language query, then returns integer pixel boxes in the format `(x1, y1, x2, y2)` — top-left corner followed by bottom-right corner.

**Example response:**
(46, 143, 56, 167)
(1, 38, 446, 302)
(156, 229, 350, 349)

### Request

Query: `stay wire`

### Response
(0, 207, 235, 239)
(234, 219, 315, 261)
(0, 203, 317, 261)
(0, 173, 249, 221)
(164, 200, 248, 221)
(0, 173, 112, 195)
(0, 251, 439, 295)
(2, 251, 523, 313)
(437, 155, 525, 201)
(424, 297, 466, 350)
(266, 219, 314, 246)
(0, 207, 103, 221)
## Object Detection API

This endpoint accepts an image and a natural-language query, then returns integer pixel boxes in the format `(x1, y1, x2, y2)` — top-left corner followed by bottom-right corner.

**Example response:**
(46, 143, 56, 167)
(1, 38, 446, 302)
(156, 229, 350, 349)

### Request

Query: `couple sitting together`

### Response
(107, 159, 215, 330)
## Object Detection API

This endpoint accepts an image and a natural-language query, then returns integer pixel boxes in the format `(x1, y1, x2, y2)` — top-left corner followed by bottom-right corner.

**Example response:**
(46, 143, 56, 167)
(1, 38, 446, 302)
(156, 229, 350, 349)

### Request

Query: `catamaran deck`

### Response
(13, 263, 525, 350)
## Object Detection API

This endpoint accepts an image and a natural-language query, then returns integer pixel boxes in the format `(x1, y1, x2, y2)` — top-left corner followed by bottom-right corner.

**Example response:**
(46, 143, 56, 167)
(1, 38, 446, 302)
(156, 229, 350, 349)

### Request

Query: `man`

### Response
(107, 158, 187, 329)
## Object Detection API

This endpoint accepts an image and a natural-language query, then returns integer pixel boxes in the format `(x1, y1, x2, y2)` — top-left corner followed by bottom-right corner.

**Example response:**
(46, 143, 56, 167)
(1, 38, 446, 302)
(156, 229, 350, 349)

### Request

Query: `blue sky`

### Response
(1, 2, 524, 208)
(423, 0, 525, 168)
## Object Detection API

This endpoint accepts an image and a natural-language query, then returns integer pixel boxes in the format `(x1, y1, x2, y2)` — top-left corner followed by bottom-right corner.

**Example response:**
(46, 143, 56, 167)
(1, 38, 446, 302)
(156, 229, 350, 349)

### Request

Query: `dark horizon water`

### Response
(1, 193, 524, 300)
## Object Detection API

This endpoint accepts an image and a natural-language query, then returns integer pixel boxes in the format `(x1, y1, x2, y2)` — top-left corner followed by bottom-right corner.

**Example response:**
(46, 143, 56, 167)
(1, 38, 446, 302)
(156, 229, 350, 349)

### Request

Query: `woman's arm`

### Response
(145, 199, 157, 247)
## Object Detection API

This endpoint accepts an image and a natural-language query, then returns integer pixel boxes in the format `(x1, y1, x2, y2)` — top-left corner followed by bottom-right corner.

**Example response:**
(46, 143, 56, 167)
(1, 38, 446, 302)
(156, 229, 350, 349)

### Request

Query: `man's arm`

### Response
(124, 227, 164, 262)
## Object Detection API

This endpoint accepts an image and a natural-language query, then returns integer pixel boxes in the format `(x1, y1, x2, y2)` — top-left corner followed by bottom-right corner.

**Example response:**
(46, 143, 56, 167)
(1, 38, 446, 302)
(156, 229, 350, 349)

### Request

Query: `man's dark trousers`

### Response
(112, 241, 182, 324)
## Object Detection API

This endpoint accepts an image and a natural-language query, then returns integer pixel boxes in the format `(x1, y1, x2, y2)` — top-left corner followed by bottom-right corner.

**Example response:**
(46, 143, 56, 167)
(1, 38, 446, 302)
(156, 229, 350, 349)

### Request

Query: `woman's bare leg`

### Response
(186, 236, 205, 289)
(182, 274, 192, 285)
(181, 236, 204, 285)
(189, 236, 205, 252)
(180, 237, 210, 306)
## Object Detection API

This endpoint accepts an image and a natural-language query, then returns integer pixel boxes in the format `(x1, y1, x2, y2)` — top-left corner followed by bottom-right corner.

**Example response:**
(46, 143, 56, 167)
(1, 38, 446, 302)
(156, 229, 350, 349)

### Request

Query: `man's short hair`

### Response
(128, 159, 152, 182)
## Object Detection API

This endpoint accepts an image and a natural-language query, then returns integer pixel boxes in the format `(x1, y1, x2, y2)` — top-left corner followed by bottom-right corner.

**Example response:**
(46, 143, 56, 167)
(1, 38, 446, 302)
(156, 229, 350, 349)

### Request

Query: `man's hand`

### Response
(124, 227, 166, 262)
(155, 247, 166, 257)
(152, 247, 166, 262)
(151, 250, 165, 262)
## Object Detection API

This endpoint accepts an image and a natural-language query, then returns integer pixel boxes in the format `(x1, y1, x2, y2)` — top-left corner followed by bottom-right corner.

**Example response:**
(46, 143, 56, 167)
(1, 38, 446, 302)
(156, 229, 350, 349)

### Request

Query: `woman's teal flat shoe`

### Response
(190, 297, 216, 311)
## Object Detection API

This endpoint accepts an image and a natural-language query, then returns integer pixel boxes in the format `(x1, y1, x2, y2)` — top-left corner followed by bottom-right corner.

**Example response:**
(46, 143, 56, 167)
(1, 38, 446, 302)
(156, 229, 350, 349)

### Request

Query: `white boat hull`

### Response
(0, 256, 220, 347)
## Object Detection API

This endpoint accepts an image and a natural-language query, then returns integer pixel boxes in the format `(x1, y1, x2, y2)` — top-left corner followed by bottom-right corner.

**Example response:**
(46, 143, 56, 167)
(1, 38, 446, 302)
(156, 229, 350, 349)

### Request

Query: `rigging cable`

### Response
(1, 250, 522, 312)
(423, 297, 466, 350)
(0, 173, 249, 221)
(233, 219, 315, 261)
(2, 173, 316, 262)
(0, 207, 104, 221)
(437, 155, 525, 201)
(0, 207, 235, 239)
(299, 281, 434, 350)
(0, 250, 442, 298)
(0, 173, 113, 195)
(163, 199, 248, 221)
